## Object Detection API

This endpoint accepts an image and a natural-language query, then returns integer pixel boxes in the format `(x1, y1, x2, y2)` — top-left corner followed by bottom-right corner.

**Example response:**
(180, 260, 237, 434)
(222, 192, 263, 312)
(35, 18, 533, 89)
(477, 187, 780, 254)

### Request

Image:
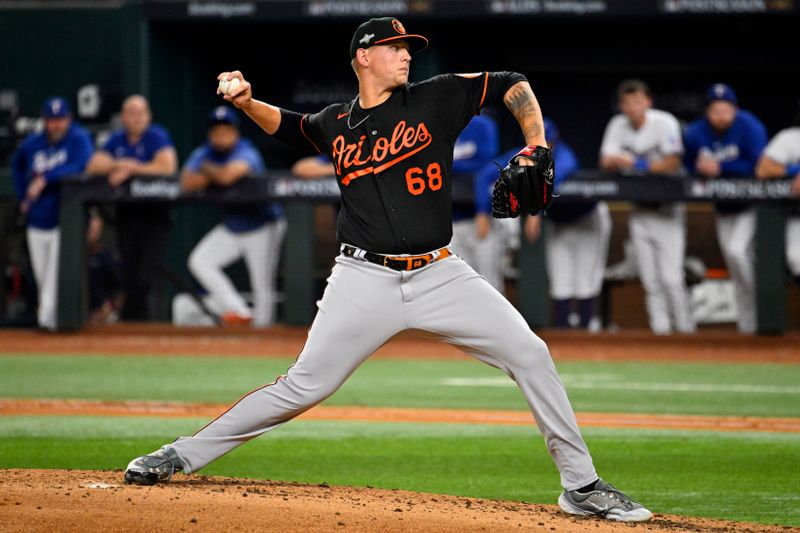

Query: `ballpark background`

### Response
(1, 1, 799, 531)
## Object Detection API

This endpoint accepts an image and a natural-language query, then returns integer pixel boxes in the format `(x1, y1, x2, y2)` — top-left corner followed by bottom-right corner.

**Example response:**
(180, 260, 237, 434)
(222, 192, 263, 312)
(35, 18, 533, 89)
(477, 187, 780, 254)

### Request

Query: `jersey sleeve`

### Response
(272, 108, 325, 155)
(762, 130, 792, 164)
(553, 143, 579, 189)
(230, 144, 266, 175)
(452, 116, 500, 174)
(150, 125, 175, 152)
(720, 114, 767, 176)
(599, 117, 622, 157)
(100, 131, 120, 155)
(659, 114, 684, 156)
(433, 72, 527, 144)
(44, 129, 94, 183)
(182, 146, 206, 173)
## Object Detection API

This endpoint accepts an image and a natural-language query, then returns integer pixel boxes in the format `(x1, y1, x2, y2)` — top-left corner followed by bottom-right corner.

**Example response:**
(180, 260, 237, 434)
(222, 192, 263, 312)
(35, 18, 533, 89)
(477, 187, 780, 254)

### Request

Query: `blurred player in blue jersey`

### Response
(182, 106, 286, 326)
(449, 115, 504, 292)
(684, 83, 767, 334)
(12, 97, 93, 329)
(87, 95, 178, 321)
(521, 118, 611, 329)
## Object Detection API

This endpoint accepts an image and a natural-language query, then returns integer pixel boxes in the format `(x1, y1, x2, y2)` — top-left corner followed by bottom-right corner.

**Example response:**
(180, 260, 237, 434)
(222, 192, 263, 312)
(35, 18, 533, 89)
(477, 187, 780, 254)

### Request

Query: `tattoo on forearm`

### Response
(504, 82, 543, 144)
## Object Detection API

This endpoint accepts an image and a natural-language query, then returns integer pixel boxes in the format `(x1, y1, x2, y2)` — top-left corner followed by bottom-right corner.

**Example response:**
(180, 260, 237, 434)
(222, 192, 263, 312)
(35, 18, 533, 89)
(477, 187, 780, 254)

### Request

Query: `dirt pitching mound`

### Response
(0, 469, 791, 532)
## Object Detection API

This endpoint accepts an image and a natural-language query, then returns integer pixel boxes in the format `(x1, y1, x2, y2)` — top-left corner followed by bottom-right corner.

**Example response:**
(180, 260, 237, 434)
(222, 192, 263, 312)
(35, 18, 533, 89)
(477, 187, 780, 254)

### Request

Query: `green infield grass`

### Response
(2, 354, 799, 525)
(1, 355, 799, 417)
(0, 416, 797, 526)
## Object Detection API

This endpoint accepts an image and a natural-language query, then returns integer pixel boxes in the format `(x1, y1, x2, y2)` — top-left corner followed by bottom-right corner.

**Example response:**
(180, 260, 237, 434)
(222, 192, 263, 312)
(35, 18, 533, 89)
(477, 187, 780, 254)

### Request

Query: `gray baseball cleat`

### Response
(558, 478, 653, 522)
(124, 446, 184, 485)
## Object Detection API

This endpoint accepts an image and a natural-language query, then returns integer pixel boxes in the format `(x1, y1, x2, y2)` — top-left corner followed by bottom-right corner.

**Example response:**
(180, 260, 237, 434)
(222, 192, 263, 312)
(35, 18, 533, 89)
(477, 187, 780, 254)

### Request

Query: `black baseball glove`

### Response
(491, 145, 555, 218)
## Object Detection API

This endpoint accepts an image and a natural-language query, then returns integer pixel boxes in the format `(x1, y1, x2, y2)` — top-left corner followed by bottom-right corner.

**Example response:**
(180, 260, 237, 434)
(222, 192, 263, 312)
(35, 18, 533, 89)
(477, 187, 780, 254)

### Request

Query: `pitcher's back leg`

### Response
(169, 258, 406, 473)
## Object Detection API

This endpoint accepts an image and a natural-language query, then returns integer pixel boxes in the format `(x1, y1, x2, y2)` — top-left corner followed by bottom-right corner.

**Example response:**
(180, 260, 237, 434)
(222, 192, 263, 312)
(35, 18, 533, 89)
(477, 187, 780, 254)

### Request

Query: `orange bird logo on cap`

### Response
(392, 19, 406, 34)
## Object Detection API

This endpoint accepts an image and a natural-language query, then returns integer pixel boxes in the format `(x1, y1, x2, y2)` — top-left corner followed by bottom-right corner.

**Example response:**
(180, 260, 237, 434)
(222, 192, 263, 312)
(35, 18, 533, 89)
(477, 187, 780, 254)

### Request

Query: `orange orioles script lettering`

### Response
(332, 121, 432, 186)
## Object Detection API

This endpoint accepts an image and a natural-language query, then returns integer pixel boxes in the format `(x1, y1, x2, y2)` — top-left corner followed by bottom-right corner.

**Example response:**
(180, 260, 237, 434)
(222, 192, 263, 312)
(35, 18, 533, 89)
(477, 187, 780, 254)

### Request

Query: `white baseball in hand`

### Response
(218, 77, 241, 95)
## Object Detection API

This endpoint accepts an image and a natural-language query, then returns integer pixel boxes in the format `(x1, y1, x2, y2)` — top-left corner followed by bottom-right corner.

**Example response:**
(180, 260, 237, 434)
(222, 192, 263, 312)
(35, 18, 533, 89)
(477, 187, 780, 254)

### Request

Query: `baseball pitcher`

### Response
(124, 17, 652, 522)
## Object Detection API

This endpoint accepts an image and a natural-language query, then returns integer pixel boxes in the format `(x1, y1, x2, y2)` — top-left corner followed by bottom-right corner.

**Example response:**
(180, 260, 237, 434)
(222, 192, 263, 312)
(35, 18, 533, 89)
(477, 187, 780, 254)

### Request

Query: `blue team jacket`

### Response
(184, 138, 283, 233)
(452, 115, 499, 221)
(684, 110, 767, 213)
(12, 122, 93, 229)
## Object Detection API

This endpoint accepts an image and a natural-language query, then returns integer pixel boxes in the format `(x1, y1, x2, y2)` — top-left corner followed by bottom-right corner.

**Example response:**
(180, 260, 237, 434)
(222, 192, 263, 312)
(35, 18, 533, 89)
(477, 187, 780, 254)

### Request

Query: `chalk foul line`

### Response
(1, 398, 799, 433)
(440, 375, 800, 395)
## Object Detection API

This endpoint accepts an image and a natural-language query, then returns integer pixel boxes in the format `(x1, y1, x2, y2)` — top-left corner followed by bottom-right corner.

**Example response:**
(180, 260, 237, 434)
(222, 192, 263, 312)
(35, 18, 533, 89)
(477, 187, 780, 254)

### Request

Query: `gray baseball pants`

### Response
(170, 251, 598, 490)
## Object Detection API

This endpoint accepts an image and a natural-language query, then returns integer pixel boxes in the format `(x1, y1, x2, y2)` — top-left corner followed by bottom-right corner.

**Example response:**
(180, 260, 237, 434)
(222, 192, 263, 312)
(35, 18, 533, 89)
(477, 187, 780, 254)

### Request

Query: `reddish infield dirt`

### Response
(1, 469, 794, 533)
(2, 398, 799, 433)
(1, 324, 799, 363)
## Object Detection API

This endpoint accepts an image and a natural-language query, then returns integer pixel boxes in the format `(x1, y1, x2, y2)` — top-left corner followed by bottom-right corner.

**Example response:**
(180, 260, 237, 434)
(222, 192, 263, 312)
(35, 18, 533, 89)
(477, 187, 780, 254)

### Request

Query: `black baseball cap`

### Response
(349, 17, 428, 60)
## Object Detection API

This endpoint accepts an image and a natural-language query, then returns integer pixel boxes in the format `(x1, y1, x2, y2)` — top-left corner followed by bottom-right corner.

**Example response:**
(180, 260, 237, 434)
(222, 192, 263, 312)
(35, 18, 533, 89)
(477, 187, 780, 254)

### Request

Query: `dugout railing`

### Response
(49, 172, 796, 333)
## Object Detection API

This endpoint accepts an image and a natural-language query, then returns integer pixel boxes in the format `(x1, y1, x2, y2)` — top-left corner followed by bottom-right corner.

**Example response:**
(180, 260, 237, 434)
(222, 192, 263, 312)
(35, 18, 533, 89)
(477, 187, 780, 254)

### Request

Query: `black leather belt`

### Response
(341, 245, 452, 272)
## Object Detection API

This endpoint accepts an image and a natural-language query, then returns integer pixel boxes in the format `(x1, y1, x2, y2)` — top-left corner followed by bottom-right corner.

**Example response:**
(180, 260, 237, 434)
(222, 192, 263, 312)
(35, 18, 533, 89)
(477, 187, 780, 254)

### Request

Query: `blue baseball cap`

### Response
(208, 105, 240, 127)
(543, 117, 559, 143)
(705, 83, 738, 106)
(41, 97, 71, 119)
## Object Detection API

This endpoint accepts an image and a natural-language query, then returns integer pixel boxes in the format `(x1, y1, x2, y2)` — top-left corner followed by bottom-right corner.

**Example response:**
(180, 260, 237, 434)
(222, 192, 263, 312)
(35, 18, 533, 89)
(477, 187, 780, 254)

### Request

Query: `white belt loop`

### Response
(342, 243, 368, 260)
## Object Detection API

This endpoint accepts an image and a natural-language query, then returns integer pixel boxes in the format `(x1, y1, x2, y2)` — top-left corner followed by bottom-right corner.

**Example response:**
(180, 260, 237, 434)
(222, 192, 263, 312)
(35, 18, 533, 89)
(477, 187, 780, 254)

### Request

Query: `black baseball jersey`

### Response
(274, 71, 526, 254)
